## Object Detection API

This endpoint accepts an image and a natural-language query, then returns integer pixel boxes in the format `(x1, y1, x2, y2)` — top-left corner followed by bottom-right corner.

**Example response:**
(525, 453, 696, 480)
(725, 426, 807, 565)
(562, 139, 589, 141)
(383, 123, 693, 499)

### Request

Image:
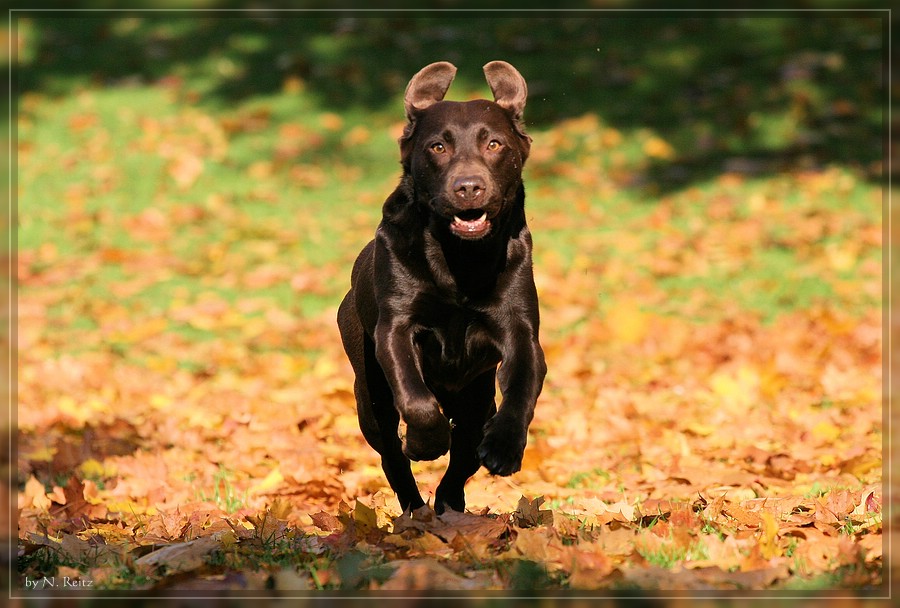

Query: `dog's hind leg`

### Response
(433, 370, 497, 514)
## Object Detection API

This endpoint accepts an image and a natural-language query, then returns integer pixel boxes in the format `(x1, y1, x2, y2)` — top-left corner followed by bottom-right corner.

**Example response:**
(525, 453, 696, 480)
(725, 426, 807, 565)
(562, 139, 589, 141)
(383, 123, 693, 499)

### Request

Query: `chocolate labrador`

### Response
(337, 61, 546, 514)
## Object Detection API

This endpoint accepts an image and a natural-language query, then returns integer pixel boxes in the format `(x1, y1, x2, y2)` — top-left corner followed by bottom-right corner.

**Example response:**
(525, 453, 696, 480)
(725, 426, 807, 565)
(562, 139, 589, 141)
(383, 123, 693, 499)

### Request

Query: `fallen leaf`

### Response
(379, 559, 473, 590)
(513, 496, 554, 528)
(136, 535, 224, 573)
(758, 511, 781, 559)
(23, 476, 50, 512)
(248, 468, 284, 495)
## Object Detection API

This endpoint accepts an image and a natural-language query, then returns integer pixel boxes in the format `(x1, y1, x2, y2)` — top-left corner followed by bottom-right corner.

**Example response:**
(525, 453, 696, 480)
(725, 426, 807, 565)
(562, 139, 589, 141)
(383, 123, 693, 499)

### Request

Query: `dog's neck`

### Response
(426, 228, 506, 299)
(427, 195, 526, 301)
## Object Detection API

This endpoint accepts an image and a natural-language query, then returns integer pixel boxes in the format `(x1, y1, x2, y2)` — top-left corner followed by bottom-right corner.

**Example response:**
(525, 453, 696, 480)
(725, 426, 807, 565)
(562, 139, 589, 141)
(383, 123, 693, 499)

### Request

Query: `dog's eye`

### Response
(430, 143, 446, 154)
(487, 140, 502, 151)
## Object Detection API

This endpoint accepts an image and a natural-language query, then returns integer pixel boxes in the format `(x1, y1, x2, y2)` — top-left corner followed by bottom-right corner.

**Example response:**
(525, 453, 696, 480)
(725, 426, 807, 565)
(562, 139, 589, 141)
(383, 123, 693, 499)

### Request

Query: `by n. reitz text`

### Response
(24, 576, 93, 590)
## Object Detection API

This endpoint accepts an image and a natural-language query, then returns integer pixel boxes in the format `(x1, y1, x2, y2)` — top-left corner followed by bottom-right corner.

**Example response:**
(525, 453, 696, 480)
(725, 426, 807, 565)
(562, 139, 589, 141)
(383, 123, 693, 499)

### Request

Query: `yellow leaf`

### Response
(841, 454, 881, 478)
(58, 396, 88, 425)
(643, 136, 675, 159)
(819, 453, 837, 467)
(710, 373, 738, 397)
(150, 394, 172, 410)
(187, 410, 223, 430)
(685, 422, 714, 436)
(812, 421, 841, 443)
(825, 242, 857, 271)
(602, 128, 623, 147)
(312, 357, 338, 378)
(146, 356, 178, 374)
(105, 500, 156, 516)
(86, 398, 109, 414)
(23, 446, 56, 462)
(353, 499, 378, 533)
(79, 458, 114, 480)
(333, 414, 361, 436)
(221, 311, 246, 328)
(188, 315, 218, 331)
(110, 317, 169, 344)
(758, 511, 781, 559)
(249, 468, 284, 495)
(605, 300, 649, 345)
(709, 366, 759, 407)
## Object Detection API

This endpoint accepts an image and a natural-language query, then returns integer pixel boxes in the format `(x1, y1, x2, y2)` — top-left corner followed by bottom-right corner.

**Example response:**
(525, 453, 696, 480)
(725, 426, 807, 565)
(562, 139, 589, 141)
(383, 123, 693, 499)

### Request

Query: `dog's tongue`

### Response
(451, 212, 490, 238)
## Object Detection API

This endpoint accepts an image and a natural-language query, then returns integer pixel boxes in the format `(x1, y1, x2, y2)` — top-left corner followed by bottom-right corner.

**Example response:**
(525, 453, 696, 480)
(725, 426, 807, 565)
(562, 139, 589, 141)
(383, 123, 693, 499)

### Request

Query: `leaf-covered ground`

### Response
(13, 15, 884, 594)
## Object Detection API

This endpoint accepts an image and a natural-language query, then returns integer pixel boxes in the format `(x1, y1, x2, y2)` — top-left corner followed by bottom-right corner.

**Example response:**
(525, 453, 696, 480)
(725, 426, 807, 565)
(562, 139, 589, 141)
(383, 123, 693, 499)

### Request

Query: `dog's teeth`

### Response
(453, 213, 487, 225)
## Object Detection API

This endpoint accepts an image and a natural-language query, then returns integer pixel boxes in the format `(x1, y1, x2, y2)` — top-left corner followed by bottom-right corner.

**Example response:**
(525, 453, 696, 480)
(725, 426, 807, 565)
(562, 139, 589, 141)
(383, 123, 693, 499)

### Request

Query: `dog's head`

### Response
(399, 61, 531, 240)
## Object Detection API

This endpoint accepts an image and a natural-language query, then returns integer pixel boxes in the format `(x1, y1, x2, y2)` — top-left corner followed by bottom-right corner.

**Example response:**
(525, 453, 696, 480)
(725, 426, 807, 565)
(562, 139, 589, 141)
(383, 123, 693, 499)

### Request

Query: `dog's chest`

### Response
(415, 305, 500, 389)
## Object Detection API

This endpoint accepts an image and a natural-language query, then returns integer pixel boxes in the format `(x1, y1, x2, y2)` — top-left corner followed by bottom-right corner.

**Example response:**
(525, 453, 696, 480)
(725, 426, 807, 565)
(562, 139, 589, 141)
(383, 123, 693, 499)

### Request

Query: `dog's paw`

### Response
(433, 487, 465, 515)
(477, 415, 526, 476)
(401, 411, 451, 461)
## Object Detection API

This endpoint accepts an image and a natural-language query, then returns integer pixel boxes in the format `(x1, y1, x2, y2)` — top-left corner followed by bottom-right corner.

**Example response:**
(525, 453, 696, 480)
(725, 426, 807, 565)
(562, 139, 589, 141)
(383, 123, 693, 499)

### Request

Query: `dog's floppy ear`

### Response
(483, 61, 527, 122)
(404, 61, 457, 120)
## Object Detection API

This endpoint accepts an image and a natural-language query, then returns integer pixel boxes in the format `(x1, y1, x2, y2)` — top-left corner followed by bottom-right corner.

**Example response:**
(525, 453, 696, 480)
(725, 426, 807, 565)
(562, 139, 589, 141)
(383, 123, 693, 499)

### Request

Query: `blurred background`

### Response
(12, 11, 887, 319)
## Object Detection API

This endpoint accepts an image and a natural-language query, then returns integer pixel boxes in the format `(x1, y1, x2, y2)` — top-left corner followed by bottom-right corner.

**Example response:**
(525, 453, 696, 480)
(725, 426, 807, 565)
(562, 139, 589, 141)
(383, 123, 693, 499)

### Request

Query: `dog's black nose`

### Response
(452, 176, 486, 204)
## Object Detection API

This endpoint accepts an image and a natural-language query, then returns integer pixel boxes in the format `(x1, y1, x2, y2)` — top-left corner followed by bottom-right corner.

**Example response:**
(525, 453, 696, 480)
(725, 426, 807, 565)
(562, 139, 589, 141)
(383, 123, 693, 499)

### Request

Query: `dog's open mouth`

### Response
(450, 209, 491, 239)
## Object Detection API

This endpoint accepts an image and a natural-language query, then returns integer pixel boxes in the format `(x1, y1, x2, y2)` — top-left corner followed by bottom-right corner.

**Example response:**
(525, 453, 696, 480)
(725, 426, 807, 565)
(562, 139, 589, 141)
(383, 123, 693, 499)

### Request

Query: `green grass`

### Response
(636, 537, 710, 569)
(197, 467, 247, 514)
(780, 564, 880, 591)
(18, 545, 70, 580)
(565, 467, 612, 489)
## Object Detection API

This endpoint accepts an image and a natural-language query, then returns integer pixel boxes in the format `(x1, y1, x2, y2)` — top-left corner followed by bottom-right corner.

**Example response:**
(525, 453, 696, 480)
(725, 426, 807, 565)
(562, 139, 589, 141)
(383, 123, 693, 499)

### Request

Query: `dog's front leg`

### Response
(478, 327, 547, 476)
(374, 322, 451, 461)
